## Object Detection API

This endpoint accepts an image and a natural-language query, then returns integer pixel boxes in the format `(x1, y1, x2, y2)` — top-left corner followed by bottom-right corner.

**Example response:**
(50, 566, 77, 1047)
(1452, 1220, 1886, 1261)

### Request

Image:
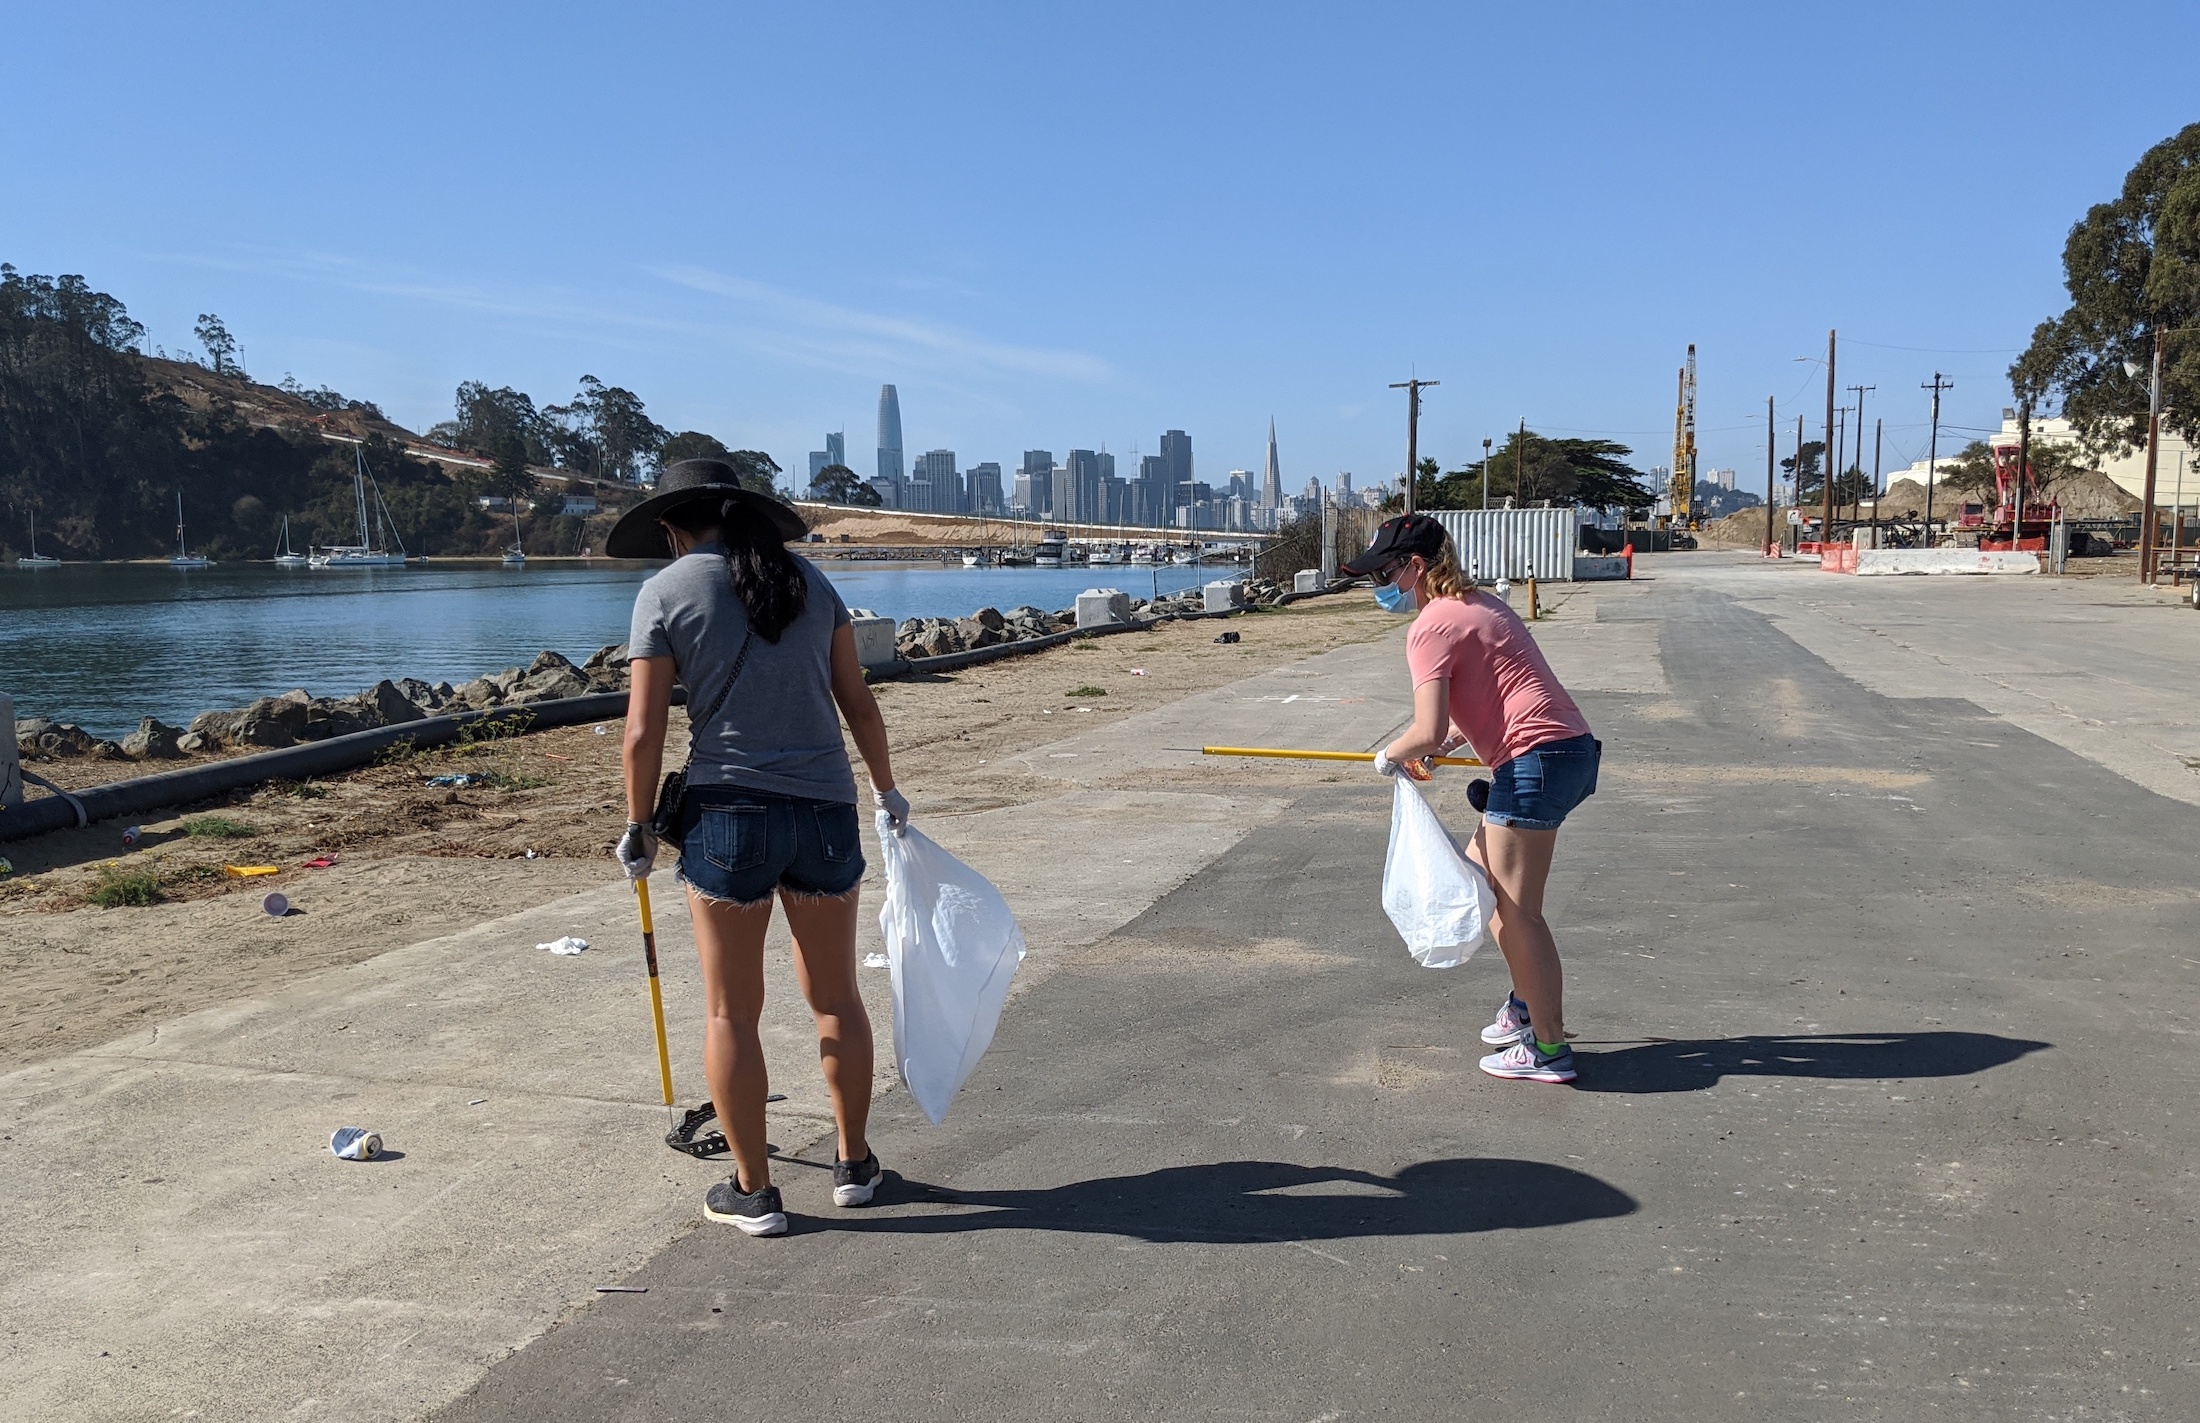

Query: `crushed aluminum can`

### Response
(329, 1127, 383, 1161)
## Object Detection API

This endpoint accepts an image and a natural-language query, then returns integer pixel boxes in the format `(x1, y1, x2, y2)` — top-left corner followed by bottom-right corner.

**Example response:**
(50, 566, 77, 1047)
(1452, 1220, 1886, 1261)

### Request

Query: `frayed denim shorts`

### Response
(1485, 733, 1601, 831)
(676, 786, 865, 905)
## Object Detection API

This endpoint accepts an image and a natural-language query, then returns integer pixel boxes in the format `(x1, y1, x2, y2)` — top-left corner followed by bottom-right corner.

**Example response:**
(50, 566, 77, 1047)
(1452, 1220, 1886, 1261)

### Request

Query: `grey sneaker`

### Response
(1479, 1038, 1577, 1084)
(1480, 992, 1532, 1046)
(704, 1177, 788, 1236)
(832, 1151, 882, 1207)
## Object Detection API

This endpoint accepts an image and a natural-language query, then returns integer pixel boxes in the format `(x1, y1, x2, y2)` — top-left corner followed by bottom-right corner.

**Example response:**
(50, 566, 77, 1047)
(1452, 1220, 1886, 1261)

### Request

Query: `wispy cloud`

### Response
(650, 265, 1114, 384)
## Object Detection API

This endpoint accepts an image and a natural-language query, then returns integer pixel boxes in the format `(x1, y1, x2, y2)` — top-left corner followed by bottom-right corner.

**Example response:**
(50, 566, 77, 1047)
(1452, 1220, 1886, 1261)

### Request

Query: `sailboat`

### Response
(169, 492, 210, 568)
(310, 447, 409, 568)
(502, 505, 526, 567)
(16, 512, 59, 567)
(274, 516, 310, 568)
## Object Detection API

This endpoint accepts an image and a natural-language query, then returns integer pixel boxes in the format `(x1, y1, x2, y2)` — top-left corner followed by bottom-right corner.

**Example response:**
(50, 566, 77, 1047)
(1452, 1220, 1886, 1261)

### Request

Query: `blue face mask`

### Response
(1372, 581, 1413, 613)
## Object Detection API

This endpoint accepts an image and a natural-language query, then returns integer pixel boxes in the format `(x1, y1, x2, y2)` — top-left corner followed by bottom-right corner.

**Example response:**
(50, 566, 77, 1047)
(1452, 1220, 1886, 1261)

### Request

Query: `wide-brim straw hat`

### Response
(603, 459, 809, 558)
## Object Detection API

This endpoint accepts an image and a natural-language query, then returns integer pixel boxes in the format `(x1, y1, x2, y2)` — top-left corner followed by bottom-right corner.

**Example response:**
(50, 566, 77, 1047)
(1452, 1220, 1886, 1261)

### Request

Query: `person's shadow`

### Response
(811, 1158, 1635, 1243)
(1574, 1031, 2048, 1094)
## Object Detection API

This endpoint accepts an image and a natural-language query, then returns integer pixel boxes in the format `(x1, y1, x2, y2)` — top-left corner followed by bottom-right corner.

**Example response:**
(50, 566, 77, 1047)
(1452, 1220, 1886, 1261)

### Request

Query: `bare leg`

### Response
(781, 887, 873, 1163)
(688, 888, 776, 1192)
(1467, 823, 1565, 1043)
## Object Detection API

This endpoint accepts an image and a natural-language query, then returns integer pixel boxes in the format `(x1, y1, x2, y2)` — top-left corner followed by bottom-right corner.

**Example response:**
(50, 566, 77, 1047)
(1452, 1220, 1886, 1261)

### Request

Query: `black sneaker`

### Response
(832, 1151, 882, 1207)
(704, 1176, 787, 1236)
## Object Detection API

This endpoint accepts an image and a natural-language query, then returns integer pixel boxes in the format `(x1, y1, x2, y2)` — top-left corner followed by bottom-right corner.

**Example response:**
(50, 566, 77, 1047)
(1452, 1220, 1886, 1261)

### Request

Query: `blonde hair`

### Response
(1420, 537, 1467, 601)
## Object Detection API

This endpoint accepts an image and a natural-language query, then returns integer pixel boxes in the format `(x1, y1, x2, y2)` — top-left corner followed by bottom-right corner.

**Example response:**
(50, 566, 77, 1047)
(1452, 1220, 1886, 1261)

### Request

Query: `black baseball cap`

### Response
(1338, 513, 1447, 577)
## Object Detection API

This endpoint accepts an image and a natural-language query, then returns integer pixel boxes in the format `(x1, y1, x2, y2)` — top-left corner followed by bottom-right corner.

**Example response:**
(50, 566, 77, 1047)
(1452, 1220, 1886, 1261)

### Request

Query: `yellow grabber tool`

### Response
(1176, 745, 1485, 767)
(634, 878, 730, 1158)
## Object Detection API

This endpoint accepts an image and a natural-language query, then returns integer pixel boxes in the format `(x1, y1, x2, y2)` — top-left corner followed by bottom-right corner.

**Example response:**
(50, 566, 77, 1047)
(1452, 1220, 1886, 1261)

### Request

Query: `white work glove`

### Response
(615, 822, 657, 879)
(872, 786, 911, 837)
(1374, 749, 1433, 783)
(1373, 750, 1403, 778)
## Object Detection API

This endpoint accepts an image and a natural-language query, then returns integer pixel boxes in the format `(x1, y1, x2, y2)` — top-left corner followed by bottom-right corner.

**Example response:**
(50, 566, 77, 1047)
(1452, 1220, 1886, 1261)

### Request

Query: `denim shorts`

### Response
(676, 786, 865, 905)
(1485, 733, 1601, 831)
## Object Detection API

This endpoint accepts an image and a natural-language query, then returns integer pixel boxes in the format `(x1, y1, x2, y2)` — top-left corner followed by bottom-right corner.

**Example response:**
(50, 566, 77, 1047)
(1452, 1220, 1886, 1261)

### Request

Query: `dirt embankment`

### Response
(0, 595, 1400, 1070)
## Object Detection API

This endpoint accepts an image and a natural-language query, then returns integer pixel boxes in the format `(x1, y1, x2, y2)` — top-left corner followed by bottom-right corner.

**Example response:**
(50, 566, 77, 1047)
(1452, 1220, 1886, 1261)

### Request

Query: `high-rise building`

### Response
(1337, 471, 1353, 501)
(808, 450, 830, 487)
(876, 386, 904, 497)
(826, 430, 845, 469)
(1065, 449, 1105, 524)
(967, 461, 1003, 514)
(1161, 430, 1193, 519)
(914, 449, 959, 513)
(1261, 419, 1283, 509)
(1021, 450, 1054, 520)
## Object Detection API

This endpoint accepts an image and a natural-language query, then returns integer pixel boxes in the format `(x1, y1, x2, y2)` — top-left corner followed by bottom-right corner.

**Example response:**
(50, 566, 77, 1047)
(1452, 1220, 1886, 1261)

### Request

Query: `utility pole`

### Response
(2139, 329, 2164, 583)
(2016, 399, 2032, 553)
(1764, 396, 1777, 554)
(1834, 406, 1850, 525)
(1515, 419, 1526, 506)
(1481, 437, 1493, 511)
(1791, 414, 1805, 549)
(1389, 378, 1438, 514)
(1821, 330, 1838, 543)
(1922, 373, 1952, 545)
(1847, 383, 1874, 522)
(1871, 417, 1883, 545)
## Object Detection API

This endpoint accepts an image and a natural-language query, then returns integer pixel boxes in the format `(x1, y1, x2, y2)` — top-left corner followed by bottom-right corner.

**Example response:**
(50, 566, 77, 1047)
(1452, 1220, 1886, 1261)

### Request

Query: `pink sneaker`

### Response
(1480, 992, 1532, 1046)
(1479, 1038, 1577, 1084)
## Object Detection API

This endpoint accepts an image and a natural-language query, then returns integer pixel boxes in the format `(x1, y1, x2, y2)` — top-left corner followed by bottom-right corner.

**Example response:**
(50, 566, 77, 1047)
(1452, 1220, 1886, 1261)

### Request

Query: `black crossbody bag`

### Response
(650, 626, 754, 847)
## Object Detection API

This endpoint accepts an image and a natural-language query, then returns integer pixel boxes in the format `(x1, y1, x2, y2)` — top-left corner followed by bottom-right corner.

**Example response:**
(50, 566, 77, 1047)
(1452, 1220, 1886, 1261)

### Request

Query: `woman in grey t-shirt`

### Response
(610, 460, 906, 1238)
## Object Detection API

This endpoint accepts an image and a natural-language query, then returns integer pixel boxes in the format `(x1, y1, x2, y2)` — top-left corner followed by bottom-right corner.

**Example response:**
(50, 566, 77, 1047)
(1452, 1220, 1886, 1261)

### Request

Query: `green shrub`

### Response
(182, 815, 258, 839)
(1066, 685, 1107, 698)
(89, 864, 162, 908)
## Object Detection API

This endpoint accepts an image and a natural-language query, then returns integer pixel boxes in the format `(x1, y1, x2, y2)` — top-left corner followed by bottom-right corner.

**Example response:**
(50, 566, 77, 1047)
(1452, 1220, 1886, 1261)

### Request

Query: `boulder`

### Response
(528, 650, 579, 679)
(120, 717, 185, 760)
(314, 696, 380, 738)
(453, 677, 503, 709)
(509, 669, 593, 704)
(970, 606, 1006, 632)
(362, 680, 427, 726)
(395, 677, 442, 711)
(176, 731, 209, 754)
(92, 739, 127, 760)
(486, 667, 529, 696)
(581, 644, 628, 675)
(955, 619, 1003, 650)
(1007, 605, 1049, 623)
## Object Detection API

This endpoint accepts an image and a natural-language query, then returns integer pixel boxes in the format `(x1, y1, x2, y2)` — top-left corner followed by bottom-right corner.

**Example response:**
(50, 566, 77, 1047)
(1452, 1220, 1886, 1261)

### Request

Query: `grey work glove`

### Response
(872, 786, 911, 837)
(615, 821, 657, 879)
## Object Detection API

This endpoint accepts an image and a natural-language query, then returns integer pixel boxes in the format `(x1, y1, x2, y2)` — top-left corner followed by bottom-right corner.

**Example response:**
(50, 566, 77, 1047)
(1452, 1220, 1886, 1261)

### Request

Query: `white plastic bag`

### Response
(1381, 777, 1496, 968)
(876, 813, 1027, 1124)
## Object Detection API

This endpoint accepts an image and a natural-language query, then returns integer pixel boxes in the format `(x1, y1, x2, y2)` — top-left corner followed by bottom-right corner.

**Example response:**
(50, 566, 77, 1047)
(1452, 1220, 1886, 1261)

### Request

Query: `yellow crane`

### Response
(1670, 345, 1697, 528)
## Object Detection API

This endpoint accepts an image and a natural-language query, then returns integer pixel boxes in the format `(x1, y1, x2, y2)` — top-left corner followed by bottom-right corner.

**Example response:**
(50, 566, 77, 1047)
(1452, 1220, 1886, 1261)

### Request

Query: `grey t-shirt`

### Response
(628, 546, 856, 804)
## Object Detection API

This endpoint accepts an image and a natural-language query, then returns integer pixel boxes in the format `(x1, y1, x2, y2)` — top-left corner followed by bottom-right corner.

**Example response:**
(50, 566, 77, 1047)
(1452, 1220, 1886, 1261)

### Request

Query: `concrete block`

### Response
(1573, 555, 1629, 581)
(1076, 588, 1132, 628)
(1854, 549, 2039, 576)
(846, 611, 899, 668)
(1292, 569, 1323, 594)
(1203, 580, 1246, 613)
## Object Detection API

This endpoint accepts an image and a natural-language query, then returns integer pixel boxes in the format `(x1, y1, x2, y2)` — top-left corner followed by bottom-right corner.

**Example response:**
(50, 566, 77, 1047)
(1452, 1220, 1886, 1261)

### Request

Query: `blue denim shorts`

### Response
(1485, 733, 1601, 831)
(676, 786, 865, 905)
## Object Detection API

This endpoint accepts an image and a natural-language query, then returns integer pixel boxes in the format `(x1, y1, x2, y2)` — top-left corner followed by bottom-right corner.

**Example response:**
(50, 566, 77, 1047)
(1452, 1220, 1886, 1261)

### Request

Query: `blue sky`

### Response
(5, 2, 2194, 492)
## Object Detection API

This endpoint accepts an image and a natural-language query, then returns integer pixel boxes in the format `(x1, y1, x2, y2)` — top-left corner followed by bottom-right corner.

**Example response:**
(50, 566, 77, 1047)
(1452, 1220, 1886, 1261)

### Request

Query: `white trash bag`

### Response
(1381, 777, 1496, 969)
(876, 813, 1027, 1124)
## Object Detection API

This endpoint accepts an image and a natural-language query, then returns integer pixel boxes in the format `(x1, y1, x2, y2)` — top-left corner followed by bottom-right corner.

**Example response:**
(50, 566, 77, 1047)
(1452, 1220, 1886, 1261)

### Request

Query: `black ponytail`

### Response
(715, 498, 808, 641)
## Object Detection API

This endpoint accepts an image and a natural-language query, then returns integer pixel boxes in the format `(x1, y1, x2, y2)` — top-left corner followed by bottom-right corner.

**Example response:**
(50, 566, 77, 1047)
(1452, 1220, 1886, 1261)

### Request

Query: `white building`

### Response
(1881, 413, 2194, 504)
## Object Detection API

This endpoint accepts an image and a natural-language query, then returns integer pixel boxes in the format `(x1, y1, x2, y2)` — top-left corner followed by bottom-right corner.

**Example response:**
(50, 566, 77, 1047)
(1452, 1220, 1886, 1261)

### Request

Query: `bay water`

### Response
(2, 559, 1217, 739)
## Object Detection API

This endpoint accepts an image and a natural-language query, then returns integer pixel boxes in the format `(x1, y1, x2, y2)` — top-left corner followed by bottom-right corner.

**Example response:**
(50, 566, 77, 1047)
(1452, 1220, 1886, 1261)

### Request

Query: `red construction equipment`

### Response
(1960, 441, 2059, 552)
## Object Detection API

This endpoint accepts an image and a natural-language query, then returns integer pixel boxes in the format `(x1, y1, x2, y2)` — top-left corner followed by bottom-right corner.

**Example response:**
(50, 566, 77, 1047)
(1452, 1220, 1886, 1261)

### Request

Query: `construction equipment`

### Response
(1959, 442, 2059, 553)
(1669, 345, 1698, 529)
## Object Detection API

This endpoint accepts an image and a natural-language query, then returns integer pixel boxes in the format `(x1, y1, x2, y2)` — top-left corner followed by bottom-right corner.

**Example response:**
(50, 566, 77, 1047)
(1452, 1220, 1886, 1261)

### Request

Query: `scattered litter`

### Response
(862, 952, 890, 968)
(594, 1285, 648, 1294)
(424, 773, 486, 788)
(468, 1098, 488, 1106)
(302, 854, 338, 869)
(593, 724, 611, 736)
(261, 891, 291, 917)
(0, 857, 11, 877)
(1212, 630, 1240, 644)
(1129, 668, 1147, 676)
(224, 864, 280, 878)
(766, 1093, 787, 1103)
(121, 826, 142, 849)
(524, 849, 540, 860)
(329, 1127, 382, 1161)
(538, 936, 589, 955)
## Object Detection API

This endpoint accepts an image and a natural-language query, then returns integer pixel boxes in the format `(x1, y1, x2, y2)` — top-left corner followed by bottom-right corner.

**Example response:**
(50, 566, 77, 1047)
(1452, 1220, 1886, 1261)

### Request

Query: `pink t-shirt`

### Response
(1404, 593, 1592, 768)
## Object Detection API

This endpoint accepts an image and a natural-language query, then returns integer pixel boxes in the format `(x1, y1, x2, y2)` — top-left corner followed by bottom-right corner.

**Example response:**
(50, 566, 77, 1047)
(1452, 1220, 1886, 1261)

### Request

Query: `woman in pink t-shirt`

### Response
(1344, 514, 1599, 1085)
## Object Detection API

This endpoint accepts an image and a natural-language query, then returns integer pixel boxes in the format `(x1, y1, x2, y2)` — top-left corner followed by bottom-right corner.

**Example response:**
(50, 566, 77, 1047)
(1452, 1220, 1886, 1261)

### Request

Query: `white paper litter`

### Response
(537, 936, 589, 955)
(862, 952, 890, 968)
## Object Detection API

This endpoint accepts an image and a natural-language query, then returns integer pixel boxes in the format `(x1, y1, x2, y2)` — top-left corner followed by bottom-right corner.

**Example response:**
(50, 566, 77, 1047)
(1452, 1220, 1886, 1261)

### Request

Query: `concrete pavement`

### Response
(439, 561, 2198, 1422)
